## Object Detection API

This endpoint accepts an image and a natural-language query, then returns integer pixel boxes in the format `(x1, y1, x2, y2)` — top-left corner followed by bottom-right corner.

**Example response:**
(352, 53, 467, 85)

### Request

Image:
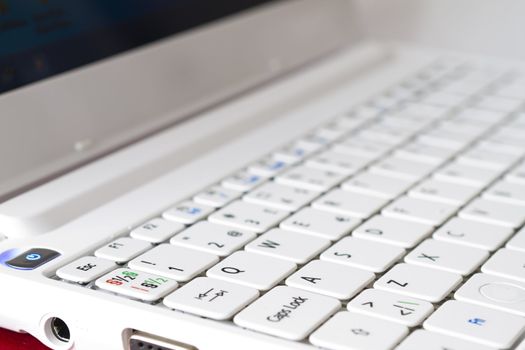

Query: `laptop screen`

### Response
(0, 0, 277, 94)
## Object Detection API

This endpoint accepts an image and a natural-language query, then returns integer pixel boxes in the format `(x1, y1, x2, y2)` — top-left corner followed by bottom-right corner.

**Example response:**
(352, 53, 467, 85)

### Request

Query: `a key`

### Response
(309, 312, 408, 350)
(244, 228, 330, 264)
(208, 200, 289, 233)
(481, 249, 525, 283)
(455, 273, 525, 317)
(369, 157, 435, 181)
(248, 157, 288, 177)
(353, 215, 432, 248)
(507, 226, 525, 252)
(129, 244, 218, 282)
(347, 288, 434, 327)
(404, 239, 488, 275)
(162, 201, 214, 224)
(221, 171, 266, 192)
(374, 263, 461, 302)
(341, 171, 413, 199)
(313, 189, 388, 219)
(193, 186, 242, 208)
(56, 256, 116, 284)
(243, 182, 319, 211)
(306, 150, 370, 175)
(434, 162, 500, 187)
(476, 95, 522, 113)
(409, 179, 480, 206)
(279, 207, 361, 241)
(320, 236, 404, 273)
(422, 91, 467, 108)
(397, 329, 495, 350)
(417, 129, 475, 150)
(459, 198, 525, 228)
(273, 140, 322, 164)
(433, 217, 513, 251)
(285, 260, 374, 300)
(170, 221, 256, 257)
(234, 286, 340, 341)
(423, 300, 525, 349)
(506, 163, 525, 184)
(382, 196, 457, 226)
(206, 251, 296, 291)
(395, 142, 456, 164)
(303, 128, 346, 146)
(359, 122, 415, 144)
(95, 268, 178, 302)
(95, 237, 151, 264)
(483, 180, 525, 206)
(275, 165, 346, 192)
(163, 277, 259, 320)
(130, 218, 185, 243)
(457, 145, 520, 170)
(332, 136, 391, 159)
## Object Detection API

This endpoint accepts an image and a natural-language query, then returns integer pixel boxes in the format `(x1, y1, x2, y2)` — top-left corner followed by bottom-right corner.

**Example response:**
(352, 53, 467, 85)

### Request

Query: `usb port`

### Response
(129, 332, 198, 350)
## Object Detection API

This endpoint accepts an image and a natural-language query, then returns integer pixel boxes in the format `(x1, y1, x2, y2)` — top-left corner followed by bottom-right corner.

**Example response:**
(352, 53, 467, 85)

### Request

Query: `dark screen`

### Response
(0, 0, 277, 94)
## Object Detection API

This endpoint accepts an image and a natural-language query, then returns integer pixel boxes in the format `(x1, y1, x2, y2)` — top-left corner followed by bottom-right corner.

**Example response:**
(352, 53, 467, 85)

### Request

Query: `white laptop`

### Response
(1, 1, 525, 349)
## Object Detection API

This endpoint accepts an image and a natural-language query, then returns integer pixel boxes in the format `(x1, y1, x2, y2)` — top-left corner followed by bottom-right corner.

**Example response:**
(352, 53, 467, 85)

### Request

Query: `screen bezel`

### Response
(0, 0, 358, 200)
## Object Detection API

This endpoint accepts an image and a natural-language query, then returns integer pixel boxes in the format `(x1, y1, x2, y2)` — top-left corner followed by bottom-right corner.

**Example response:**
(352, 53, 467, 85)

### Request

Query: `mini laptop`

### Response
(1, 1, 525, 349)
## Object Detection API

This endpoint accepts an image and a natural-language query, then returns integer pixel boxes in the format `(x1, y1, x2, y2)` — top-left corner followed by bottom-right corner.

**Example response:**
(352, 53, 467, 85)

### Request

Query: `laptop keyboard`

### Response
(54, 58, 525, 349)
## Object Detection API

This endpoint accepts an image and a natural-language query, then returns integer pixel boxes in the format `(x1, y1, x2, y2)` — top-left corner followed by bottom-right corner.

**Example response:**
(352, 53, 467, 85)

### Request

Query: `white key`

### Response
(423, 300, 525, 349)
(95, 268, 178, 302)
(275, 165, 345, 192)
(404, 239, 488, 275)
(245, 228, 330, 264)
(458, 146, 519, 170)
(95, 237, 151, 264)
(507, 226, 525, 252)
(280, 207, 361, 241)
(129, 244, 218, 282)
(285, 260, 374, 300)
(417, 129, 474, 150)
(397, 329, 496, 350)
(422, 91, 467, 108)
(342, 172, 413, 199)
(455, 273, 525, 317)
(332, 136, 391, 159)
(273, 140, 322, 164)
(130, 218, 185, 243)
(243, 182, 319, 211)
(56, 256, 116, 284)
(206, 251, 296, 290)
(208, 200, 289, 233)
(234, 286, 340, 341)
(221, 171, 266, 192)
(395, 142, 456, 164)
(170, 221, 255, 257)
(382, 196, 457, 226)
(409, 179, 480, 206)
(321, 236, 404, 273)
(162, 201, 214, 224)
(434, 217, 512, 251)
(459, 198, 525, 228)
(482, 249, 525, 283)
(163, 277, 259, 320)
(325, 115, 368, 133)
(248, 158, 288, 177)
(359, 123, 414, 145)
(304, 127, 345, 146)
(476, 95, 522, 113)
(353, 215, 432, 248)
(434, 162, 500, 187)
(313, 189, 388, 219)
(347, 289, 434, 327)
(374, 263, 461, 302)
(193, 186, 241, 208)
(306, 151, 370, 175)
(370, 157, 435, 181)
(309, 312, 408, 350)
(507, 163, 525, 184)
(483, 180, 525, 206)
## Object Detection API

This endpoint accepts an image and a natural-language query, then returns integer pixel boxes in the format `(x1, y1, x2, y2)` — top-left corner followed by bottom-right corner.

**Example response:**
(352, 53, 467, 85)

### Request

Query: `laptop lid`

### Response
(0, 0, 357, 201)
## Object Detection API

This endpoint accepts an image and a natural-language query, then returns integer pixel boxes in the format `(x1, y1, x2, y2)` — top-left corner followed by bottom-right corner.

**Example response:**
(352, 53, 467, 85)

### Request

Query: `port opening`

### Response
(129, 332, 198, 350)
(50, 317, 71, 343)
